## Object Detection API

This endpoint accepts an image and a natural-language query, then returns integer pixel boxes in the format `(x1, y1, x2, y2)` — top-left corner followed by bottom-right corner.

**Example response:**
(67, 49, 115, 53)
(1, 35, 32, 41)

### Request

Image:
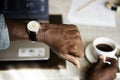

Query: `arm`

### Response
(6, 20, 29, 41)
(6, 20, 84, 68)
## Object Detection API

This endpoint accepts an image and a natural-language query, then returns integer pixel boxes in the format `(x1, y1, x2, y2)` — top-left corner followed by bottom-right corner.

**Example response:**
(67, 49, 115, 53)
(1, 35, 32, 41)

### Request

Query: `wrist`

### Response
(36, 23, 49, 43)
(36, 28, 45, 42)
(27, 21, 41, 41)
(12, 27, 29, 41)
(6, 20, 29, 41)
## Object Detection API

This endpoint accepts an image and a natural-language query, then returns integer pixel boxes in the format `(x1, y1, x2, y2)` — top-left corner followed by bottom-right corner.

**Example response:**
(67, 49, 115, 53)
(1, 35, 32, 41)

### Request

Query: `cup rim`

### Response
(93, 37, 117, 53)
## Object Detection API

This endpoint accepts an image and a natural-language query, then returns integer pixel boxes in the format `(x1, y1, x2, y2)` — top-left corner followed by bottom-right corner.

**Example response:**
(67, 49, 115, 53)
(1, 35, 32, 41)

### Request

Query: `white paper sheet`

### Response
(68, 0, 116, 27)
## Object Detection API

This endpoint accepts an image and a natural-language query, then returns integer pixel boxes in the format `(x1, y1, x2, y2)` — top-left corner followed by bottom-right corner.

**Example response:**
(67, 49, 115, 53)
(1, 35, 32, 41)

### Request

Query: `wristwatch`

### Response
(27, 21, 41, 41)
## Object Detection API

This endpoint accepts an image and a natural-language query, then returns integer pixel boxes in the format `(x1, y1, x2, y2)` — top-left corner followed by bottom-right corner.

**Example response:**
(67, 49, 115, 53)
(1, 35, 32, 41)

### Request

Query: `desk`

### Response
(0, 0, 120, 80)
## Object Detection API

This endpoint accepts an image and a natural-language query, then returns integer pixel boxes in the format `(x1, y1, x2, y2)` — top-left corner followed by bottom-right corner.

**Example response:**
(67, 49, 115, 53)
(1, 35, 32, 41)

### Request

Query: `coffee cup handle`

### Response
(103, 56, 108, 63)
(115, 44, 120, 72)
(103, 56, 113, 64)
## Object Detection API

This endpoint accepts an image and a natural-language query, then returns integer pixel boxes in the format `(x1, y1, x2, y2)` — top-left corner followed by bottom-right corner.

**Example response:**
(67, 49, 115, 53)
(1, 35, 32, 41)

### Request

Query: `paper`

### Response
(68, 0, 116, 27)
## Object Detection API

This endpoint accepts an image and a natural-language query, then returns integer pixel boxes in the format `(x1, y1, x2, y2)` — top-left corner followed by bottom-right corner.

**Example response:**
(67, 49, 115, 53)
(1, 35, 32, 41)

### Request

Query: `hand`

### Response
(37, 23, 84, 68)
(87, 56, 118, 80)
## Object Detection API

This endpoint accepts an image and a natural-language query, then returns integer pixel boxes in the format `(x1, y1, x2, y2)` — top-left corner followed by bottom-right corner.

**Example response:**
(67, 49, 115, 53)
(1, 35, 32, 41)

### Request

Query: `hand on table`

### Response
(6, 20, 84, 68)
(87, 56, 118, 80)
(37, 23, 84, 68)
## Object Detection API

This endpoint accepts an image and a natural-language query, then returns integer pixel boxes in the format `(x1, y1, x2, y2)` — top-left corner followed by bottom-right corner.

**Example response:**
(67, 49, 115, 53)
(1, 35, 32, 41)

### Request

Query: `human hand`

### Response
(87, 56, 118, 80)
(6, 20, 84, 68)
(37, 23, 84, 68)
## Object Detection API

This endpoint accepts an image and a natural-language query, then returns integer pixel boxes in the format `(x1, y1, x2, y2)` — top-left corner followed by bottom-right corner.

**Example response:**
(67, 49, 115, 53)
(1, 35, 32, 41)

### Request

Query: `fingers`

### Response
(106, 57, 118, 67)
(67, 40, 84, 58)
(97, 56, 118, 67)
(98, 55, 104, 64)
(59, 53, 80, 68)
(69, 46, 84, 58)
(94, 55, 105, 69)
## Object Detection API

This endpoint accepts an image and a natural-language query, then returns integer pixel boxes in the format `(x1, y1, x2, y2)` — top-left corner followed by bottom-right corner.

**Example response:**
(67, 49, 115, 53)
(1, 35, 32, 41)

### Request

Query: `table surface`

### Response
(0, 0, 120, 80)
(49, 0, 120, 80)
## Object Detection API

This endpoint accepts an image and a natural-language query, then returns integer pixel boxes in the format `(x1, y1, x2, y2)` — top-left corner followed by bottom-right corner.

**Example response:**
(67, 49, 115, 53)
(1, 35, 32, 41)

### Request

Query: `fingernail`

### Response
(75, 62, 80, 68)
(77, 65, 80, 68)
(99, 55, 103, 59)
(76, 64, 80, 69)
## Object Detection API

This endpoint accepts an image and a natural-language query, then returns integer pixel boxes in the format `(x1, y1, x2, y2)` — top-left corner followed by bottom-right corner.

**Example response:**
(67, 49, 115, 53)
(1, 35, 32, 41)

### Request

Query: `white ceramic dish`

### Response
(85, 43, 98, 63)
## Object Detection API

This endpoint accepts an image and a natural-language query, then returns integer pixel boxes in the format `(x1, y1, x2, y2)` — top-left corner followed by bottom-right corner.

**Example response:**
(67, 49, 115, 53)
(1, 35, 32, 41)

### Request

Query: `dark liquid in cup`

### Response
(96, 44, 114, 52)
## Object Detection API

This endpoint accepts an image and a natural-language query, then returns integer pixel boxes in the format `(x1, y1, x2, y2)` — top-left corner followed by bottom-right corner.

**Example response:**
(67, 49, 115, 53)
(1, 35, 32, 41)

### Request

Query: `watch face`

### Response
(27, 21, 41, 34)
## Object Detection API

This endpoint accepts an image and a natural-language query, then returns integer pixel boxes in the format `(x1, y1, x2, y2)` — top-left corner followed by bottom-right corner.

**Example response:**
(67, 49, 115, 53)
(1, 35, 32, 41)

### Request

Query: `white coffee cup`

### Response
(92, 37, 118, 62)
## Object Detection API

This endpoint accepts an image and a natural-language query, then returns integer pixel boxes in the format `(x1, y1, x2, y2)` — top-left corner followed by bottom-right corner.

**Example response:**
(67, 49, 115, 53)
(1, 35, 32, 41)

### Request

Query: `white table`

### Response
(0, 0, 120, 80)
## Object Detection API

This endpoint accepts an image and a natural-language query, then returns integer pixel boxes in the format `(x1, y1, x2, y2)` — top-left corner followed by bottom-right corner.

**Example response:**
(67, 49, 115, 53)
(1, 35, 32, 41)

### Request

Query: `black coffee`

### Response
(96, 44, 114, 52)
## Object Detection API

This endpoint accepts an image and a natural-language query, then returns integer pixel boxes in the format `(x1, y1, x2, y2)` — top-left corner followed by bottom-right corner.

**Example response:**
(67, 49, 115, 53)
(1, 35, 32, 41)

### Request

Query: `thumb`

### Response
(94, 55, 104, 69)
(98, 55, 104, 64)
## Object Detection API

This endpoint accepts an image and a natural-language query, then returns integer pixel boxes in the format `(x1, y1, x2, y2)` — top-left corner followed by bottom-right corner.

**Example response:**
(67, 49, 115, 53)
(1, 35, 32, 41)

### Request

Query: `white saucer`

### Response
(85, 43, 97, 63)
